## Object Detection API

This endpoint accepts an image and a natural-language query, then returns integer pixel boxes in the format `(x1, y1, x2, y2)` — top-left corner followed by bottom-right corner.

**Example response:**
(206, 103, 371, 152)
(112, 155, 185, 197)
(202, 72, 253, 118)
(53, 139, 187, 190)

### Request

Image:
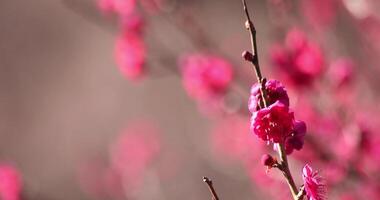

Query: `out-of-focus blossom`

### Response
(250, 101, 294, 143)
(78, 121, 161, 199)
(97, 0, 166, 17)
(248, 79, 289, 113)
(179, 54, 233, 102)
(300, 0, 338, 29)
(285, 120, 306, 154)
(323, 163, 346, 185)
(302, 164, 326, 200)
(0, 165, 22, 200)
(342, 0, 371, 19)
(115, 32, 146, 80)
(120, 14, 145, 34)
(97, 0, 137, 17)
(110, 122, 160, 181)
(329, 58, 354, 88)
(77, 159, 117, 199)
(339, 193, 357, 200)
(271, 29, 324, 87)
(211, 116, 264, 164)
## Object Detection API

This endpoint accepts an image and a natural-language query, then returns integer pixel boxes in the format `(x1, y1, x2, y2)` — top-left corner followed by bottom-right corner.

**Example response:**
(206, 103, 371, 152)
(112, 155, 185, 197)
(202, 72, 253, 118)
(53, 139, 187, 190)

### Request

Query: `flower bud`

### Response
(242, 51, 254, 62)
(261, 154, 275, 167)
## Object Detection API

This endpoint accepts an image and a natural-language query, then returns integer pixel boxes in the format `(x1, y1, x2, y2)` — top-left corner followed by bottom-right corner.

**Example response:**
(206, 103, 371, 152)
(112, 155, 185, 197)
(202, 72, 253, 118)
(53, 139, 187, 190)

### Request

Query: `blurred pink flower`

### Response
(140, 0, 165, 14)
(248, 79, 289, 113)
(115, 32, 146, 80)
(300, 0, 338, 29)
(323, 163, 346, 185)
(77, 159, 114, 199)
(211, 116, 264, 164)
(179, 54, 233, 102)
(120, 13, 145, 34)
(110, 122, 160, 177)
(302, 164, 326, 200)
(97, 0, 137, 17)
(271, 29, 324, 87)
(78, 121, 161, 199)
(251, 101, 294, 143)
(0, 165, 22, 200)
(329, 58, 354, 88)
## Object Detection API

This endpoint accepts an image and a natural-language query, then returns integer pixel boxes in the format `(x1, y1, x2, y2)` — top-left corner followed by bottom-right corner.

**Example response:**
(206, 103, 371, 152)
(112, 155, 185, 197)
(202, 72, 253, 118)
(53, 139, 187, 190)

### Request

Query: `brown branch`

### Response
(242, 0, 267, 108)
(242, 0, 263, 84)
(203, 177, 220, 200)
(241, 1, 299, 199)
(276, 144, 298, 199)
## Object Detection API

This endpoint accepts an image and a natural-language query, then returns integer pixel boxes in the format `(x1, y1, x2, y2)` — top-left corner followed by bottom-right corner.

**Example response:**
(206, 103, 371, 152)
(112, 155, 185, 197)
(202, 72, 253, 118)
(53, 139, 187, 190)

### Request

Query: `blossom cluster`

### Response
(247, 76, 326, 200)
(249, 79, 306, 154)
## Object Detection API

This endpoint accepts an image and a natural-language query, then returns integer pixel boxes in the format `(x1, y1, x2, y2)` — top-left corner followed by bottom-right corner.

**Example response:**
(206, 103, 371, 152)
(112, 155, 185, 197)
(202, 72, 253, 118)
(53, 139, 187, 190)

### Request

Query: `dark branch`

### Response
(203, 177, 220, 200)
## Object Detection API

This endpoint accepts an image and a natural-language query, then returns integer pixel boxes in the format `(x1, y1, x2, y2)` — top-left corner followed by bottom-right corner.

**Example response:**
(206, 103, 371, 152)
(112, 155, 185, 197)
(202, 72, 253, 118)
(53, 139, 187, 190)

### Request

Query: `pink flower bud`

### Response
(261, 154, 275, 167)
(242, 51, 254, 62)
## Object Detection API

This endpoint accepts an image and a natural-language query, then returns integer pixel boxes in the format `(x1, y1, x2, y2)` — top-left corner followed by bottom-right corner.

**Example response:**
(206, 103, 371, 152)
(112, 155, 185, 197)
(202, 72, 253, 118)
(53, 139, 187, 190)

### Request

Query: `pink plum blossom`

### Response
(248, 79, 289, 113)
(302, 164, 326, 200)
(285, 120, 306, 154)
(250, 101, 294, 143)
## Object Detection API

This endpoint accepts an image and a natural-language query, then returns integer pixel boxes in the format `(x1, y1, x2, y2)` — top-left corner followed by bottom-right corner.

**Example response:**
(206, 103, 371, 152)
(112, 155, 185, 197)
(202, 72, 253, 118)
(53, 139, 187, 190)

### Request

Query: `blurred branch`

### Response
(61, 0, 115, 33)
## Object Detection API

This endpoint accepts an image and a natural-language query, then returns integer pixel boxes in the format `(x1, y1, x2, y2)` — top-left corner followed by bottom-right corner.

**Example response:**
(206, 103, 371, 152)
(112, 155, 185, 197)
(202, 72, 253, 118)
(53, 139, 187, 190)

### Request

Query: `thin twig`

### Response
(242, 0, 267, 107)
(242, 0, 263, 84)
(241, 1, 299, 199)
(203, 177, 220, 200)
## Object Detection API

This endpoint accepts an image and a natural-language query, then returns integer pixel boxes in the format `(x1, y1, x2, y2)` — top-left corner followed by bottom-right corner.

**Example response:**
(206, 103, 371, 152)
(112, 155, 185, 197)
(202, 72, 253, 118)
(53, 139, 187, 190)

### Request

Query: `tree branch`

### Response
(241, 1, 299, 199)
(203, 177, 220, 200)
